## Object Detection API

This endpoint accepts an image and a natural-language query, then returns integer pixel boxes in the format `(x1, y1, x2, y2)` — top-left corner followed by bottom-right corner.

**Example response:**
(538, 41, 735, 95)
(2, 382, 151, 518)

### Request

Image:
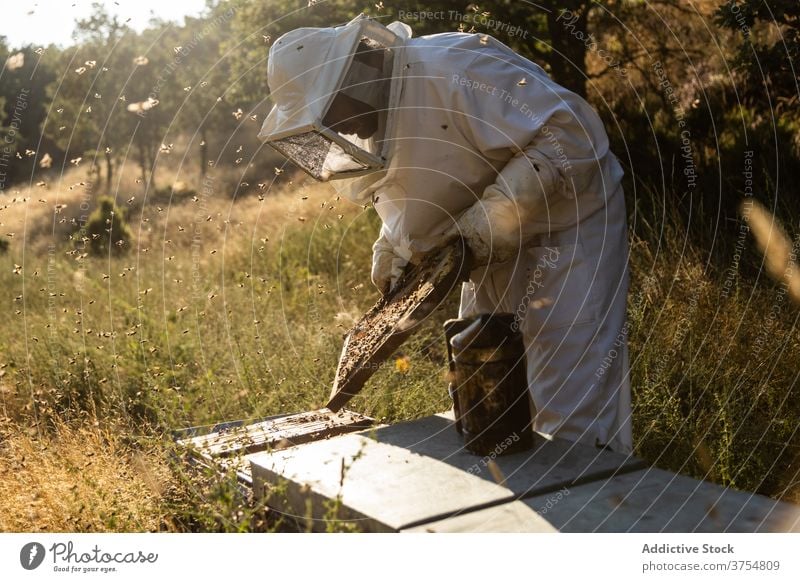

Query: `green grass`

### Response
(1, 168, 799, 531)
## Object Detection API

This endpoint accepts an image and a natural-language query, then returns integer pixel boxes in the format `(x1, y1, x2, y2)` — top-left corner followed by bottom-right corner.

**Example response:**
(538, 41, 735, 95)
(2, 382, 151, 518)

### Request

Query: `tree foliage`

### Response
(0, 0, 797, 238)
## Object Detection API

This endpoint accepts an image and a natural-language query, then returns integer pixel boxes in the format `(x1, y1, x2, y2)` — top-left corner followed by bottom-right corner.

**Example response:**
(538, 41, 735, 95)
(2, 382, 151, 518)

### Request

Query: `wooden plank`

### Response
(402, 501, 558, 533)
(366, 413, 647, 498)
(172, 415, 290, 441)
(326, 240, 470, 411)
(177, 408, 373, 458)
(175, 409, 373, 489)
(250, 432, 517, 532)
(523, 467, 800, 532)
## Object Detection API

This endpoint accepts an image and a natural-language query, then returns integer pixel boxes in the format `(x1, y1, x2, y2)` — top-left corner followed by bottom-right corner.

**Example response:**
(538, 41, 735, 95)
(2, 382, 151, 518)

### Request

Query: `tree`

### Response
(714, 0, 800, 218)
(716, 0, 800, 120)
(72, 3, 134, 191)
(170, 12, 235, 178)
(0, 40, 57, 185)
(43, 4, 143, 192)
(540, 1, 591, 97)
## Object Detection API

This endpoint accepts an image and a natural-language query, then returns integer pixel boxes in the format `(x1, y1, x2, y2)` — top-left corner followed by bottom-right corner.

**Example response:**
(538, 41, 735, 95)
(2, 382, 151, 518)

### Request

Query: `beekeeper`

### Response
(259, 15, 633, 454)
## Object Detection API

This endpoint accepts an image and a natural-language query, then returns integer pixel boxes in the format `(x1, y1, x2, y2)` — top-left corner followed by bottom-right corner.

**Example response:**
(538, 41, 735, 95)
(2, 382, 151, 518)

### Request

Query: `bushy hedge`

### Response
(84, 196, 132, 256)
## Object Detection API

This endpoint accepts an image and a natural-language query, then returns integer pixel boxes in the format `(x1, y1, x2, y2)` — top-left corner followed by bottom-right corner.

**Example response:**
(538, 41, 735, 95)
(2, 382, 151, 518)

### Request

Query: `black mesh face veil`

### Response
(268, 131, 371, 180)
(330, 38, 391, 160)
(259, 16, 401, 181)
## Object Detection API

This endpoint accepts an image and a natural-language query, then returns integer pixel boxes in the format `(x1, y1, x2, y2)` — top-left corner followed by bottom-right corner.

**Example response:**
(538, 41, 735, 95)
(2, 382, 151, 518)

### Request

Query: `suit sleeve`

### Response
(450, 43, 621, 260)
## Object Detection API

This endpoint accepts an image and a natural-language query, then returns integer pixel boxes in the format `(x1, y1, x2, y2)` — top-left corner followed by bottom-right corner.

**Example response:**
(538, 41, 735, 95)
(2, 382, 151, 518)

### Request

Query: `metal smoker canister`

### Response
(448, 313, 534, 456)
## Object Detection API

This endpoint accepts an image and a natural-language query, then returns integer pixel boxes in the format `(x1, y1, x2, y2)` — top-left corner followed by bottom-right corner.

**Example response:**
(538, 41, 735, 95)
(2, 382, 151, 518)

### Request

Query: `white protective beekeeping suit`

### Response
(259, 15, 633, 454)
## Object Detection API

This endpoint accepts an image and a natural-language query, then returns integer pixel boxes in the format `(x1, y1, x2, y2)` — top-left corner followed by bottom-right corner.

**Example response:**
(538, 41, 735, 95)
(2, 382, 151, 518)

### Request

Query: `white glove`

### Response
(449, 148, 565, 266)
(371, 231, 413, 295)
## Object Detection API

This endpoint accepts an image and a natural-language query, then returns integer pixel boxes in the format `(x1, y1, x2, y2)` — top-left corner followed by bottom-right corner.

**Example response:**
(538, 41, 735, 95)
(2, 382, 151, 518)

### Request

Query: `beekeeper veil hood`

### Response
(259, 14, 407, 181)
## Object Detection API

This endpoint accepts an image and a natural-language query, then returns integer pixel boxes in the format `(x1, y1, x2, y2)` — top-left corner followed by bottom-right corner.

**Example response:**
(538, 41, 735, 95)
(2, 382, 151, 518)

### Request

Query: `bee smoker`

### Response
(444, 313, 534, 456)
(444, 318, 473, 436)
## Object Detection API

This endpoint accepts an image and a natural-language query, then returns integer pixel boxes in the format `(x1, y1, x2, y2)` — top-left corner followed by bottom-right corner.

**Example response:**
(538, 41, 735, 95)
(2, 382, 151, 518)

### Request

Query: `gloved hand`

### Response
(371, 231, 413, 295)
(447, 147, 564, 266)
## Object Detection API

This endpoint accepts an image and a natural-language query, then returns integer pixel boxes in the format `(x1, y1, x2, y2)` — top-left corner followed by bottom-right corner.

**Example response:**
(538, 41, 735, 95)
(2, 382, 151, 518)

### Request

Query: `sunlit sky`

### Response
(1, 0, 210, 49)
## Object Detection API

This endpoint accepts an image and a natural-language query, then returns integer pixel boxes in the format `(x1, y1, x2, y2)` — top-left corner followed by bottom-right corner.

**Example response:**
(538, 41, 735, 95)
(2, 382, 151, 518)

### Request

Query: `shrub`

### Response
(84, 196, 132, 256)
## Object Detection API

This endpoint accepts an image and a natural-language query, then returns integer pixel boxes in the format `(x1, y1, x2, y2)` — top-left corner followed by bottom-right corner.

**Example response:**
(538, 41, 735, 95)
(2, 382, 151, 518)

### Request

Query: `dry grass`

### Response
(0, 163, 392, 531)
(0, 422, 174, 532)
(743, 199, 800, 304)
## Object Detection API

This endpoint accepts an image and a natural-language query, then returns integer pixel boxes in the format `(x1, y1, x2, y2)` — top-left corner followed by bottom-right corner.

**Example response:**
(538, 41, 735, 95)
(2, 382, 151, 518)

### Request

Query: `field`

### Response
(1, 161, 799, 532)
